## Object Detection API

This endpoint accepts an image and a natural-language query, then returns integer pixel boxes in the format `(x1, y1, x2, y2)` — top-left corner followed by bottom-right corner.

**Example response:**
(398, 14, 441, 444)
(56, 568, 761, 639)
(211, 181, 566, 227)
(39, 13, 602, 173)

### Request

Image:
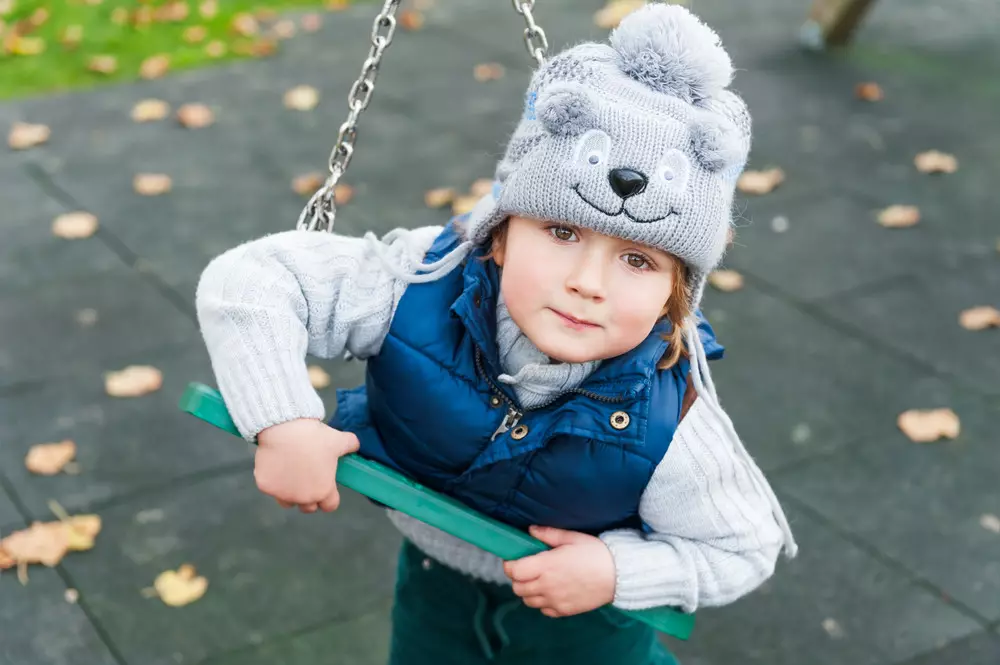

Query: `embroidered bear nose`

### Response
(608, 168, 648, 199)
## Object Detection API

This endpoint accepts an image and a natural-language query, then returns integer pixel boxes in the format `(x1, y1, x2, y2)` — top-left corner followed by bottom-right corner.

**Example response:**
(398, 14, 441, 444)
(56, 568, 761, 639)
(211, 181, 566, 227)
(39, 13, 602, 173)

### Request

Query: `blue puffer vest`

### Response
(330, 221, 723, 535)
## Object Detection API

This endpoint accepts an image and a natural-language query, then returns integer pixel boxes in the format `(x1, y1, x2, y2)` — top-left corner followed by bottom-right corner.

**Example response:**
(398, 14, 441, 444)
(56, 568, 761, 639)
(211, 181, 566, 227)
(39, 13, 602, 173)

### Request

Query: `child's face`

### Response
(496, 216, 678, 364)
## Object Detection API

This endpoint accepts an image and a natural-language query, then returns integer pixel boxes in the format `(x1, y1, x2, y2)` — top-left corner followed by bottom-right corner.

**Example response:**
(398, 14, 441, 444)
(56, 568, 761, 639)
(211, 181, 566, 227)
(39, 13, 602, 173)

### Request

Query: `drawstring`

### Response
(684, 319, 799, 558)
(363, 229, 473, 284)
(473, 589, 497, 661)
(492, 599, 520, 650)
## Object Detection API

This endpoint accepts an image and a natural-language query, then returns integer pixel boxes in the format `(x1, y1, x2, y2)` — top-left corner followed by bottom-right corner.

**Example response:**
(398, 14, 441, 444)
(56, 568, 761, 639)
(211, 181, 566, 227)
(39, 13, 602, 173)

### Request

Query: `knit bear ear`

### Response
(689, 114, 742, 172)
(610, 4, 733, 103)
(535, 83, 600, 137)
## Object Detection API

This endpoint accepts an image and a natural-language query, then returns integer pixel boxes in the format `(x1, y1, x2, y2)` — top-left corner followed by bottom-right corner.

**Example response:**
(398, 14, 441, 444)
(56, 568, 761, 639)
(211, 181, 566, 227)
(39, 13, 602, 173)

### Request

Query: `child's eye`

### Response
(548, 226, 577, 242)
(624, 253, 651, 270)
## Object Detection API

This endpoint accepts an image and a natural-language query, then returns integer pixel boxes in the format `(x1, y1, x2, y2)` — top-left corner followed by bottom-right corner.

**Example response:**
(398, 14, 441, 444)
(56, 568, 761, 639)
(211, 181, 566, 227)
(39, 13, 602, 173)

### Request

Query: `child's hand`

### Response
(254, 418, 360, 514)
(503, 525, 616, 618)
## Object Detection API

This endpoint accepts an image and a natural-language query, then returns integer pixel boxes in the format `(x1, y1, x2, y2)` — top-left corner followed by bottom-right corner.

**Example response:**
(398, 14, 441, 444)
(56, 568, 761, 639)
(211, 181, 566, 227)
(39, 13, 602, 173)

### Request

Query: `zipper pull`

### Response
(490, 407, 521, 441)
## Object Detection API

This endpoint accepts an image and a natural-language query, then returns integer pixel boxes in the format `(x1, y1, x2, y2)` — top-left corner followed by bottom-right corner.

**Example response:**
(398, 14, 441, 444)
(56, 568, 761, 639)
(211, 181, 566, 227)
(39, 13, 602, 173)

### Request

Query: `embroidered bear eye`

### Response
(573, 129, 612, 169)
(656, 149, 691, 190)
(662, 168, 674, 181)
(588, 153, 601, 165)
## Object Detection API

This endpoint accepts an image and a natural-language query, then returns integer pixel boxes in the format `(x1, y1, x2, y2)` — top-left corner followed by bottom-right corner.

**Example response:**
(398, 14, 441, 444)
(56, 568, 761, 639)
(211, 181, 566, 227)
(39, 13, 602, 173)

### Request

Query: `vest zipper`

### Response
(490, 406, 522, 441)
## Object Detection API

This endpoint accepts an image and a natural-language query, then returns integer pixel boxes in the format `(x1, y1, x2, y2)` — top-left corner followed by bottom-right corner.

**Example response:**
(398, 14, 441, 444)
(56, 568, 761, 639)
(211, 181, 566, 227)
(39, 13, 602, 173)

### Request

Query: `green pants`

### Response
(388, 539, 679, 665)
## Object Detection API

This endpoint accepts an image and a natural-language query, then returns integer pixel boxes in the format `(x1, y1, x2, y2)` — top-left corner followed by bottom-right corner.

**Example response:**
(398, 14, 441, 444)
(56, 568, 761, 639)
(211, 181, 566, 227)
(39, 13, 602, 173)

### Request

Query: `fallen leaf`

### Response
(283, 85, 319, 111)
(301, 13, 322, 32)
(469, 178, 494, 198)
(154, 564, 209, 607)
(271, 19, 296, 39)
(247, 38, 278, 58)
(958, 306, 1000, 331)
(133, 174, 172, 196)
(8, 121, 50, 150)
(60, 24, 83, 48)
(594, 0, 646, 29)
(254, 7, 277, 21)
(155, 1, 189, 22)
(176, 103, 214, 129)
(139, 54, 170, 80)
(325, 0, 349, 10)
(877, 205, 920, 228)
(52, 212, 99, 239)
(75, 308, 99, 327)
(0, 0, 13, 16)
(452, 195, 479, 215)
(29, 7, 49, 26)
(64, 514, 101, 551)
(131, 98, 170, 122)
(205, 40, 227, 58)
(855, 82, 883, 102)
(132, 6, 154, 26)
(981, 514, 1000, 534)
(25, 440, 76, 475)
(708, 270, 744, 292)
(424, 187, 456, 208)
(183, 25, 207, 43)
(199, 0, 218, 19)
(334, 184, 354, 205)
(292, 172, 324, 195)
(473, 63, 505, 82)
(822, 618, 845, 639)
(88, 54, 118, 75)
(65, 588, 79, 603)
(897, 408, 961, 443)
(399, 9, 425, 30)
(231, 12, 258, 37)
(308, 365, 331, 389)
(110, 7, 129, 24)
(104, 365, 164, 397)
(914, 150, 958, 174)
(737, 168, 785, 195)
(1, 522, 68, 567)
(10, 35, 45, 55)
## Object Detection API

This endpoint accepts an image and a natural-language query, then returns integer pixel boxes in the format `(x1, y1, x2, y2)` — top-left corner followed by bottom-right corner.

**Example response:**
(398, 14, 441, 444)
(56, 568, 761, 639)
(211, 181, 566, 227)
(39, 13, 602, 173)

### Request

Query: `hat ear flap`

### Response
(692, 90, 751, 178)
(535, 83, 600, 137)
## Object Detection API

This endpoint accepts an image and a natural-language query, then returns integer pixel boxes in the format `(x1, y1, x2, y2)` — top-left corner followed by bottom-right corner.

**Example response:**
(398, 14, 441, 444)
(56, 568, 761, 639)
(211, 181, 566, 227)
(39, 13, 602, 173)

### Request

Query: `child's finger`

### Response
(504, 554, 546, 582)
(275, 498, 294, 509)
(319, 489, 341, 512)
(299, 503, 319, 513)
(521, 595, 548, 609)
(512, 579, 544, 597)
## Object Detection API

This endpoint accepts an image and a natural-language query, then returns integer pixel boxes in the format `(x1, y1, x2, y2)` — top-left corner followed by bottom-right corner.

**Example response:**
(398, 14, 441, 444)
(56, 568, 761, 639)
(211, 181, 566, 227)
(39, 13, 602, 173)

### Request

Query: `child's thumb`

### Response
(529, 525, 581, 547)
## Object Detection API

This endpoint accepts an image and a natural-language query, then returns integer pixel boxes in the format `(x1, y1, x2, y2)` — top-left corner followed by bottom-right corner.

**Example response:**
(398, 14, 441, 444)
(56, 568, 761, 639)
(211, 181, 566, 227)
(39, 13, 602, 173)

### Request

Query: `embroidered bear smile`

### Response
(572, 184, 678, 224)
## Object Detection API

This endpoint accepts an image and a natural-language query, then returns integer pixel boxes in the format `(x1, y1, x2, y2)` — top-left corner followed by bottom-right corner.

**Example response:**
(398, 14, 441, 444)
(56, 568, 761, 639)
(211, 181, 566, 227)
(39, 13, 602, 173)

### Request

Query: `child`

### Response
(195, 4, 797, 664)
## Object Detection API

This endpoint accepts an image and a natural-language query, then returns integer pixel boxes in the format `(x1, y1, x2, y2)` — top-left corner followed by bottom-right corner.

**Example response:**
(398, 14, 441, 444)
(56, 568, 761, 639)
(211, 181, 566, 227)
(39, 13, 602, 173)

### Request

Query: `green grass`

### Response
(0, 0, 347, 100)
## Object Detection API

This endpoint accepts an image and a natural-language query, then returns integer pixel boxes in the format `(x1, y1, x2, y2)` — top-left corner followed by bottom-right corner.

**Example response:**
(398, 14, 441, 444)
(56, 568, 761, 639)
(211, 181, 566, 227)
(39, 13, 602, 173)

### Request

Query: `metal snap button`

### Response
(610, 411, 630, 430)
(489, 395, 502, 408)
(511, 424, 529, 440)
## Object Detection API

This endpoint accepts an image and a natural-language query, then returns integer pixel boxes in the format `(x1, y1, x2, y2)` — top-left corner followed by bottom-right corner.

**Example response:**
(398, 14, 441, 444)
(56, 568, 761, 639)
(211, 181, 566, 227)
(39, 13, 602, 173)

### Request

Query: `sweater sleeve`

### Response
(599, 397, 785, 613)
(194, 226, 443, 441)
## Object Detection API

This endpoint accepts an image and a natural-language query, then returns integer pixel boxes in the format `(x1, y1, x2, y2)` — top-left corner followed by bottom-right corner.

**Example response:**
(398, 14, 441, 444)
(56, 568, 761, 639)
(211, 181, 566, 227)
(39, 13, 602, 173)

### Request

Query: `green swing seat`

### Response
(179, 382, 695, 640)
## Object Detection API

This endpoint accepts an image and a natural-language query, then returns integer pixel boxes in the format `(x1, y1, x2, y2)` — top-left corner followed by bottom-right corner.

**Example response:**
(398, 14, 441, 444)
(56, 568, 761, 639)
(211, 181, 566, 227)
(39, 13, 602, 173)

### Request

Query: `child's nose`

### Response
(609, 168, 648, 199)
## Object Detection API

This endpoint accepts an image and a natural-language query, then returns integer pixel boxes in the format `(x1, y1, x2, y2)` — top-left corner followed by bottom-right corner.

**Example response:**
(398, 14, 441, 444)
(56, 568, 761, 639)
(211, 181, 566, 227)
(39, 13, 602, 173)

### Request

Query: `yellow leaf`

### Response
(176, 103, 214, 129)
(88, 55, 118, 75)
(897, 408, 961, 443)
(183, 25, 207, 43)
(60, 25, 83, 48)
(424, 187, 456, 209)
(855, 82, 883, 101)
(334, 184, 354, 206)
(205, 40, 227, 58)
(64, 514, 101, 551)
(231, 12, 258, 37)
(52, 212, 99, 239)
(451, 195, 479, 215)
(8, 121, 50, 150)
(139, 54, 170, 80)
(24, 440, 77, 475)
(958, 306, 1000, 331)
(292, 172, 324, 196)
(1, 522, 69, 567)
(131, 99, 170, 122)
(308, 365, 331, 389)
(594, 0, 646, 29)
(104, 365, 163, 397)
(154, 564, 209, 607)
(876, 205, 920, 228)
(399, 10, 425, 31)
(283, 85, 319, 111)
(133, 174, 173, 196)
(473, 63, 505, 82)
(110, 7, 128, 25)
(469, 178, 494, 198)
(737, 168, 785, 195)
(271, 19, 296, 39)
(708, 270, 744, 292)
(199, 0, 218, 19)
(914, 150, 958, 174)
(10, 36, 45, 55)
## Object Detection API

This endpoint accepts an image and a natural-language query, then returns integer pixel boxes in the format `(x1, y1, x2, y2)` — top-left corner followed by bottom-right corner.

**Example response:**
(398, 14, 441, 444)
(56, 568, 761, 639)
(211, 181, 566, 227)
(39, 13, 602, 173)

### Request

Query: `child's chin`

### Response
(534, 334, 602, 365)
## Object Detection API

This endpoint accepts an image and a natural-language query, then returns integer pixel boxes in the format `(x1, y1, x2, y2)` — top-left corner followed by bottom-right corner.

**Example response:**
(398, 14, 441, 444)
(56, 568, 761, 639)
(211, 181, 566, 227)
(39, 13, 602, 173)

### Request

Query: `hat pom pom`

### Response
(610, 4, 733, 103)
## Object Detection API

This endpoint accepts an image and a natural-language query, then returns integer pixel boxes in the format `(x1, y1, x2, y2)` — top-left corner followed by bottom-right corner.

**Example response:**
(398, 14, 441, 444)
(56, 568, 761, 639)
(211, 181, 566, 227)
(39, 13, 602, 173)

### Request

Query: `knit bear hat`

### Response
(465, 3, 751, 311)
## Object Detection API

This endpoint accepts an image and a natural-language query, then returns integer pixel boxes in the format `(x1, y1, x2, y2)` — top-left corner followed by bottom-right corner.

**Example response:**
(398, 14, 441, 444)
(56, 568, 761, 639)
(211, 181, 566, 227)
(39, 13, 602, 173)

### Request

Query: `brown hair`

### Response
(485, 221, 691, 370)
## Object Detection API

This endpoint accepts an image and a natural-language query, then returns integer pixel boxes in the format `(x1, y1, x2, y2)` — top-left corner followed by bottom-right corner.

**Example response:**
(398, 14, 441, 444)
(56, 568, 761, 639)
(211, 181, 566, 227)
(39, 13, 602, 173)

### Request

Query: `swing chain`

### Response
(297, 0, 403, 232)
(512, 0, 549, 65)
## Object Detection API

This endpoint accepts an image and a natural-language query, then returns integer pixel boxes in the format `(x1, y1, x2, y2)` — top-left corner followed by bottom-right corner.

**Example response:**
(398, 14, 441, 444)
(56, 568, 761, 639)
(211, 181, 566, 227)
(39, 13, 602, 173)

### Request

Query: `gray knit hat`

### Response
(466, 3, 751, 310)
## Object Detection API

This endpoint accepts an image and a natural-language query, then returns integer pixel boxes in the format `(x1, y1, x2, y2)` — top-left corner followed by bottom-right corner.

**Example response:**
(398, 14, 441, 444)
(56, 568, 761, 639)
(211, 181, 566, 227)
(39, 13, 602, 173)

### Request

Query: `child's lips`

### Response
(549, 308, 600, 329)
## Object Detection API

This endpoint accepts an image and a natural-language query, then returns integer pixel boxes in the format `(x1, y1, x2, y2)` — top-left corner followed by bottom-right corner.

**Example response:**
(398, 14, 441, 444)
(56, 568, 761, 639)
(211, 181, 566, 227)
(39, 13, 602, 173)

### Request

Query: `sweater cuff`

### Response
(599, 529, 694, 613)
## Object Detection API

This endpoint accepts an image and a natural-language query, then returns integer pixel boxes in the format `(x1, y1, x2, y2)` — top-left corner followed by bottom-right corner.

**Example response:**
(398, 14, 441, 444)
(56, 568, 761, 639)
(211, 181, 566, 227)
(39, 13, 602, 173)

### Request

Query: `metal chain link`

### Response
(297, 0, 402, 232)
(298, 0, 548, 232)
(512, 0, 549, 66)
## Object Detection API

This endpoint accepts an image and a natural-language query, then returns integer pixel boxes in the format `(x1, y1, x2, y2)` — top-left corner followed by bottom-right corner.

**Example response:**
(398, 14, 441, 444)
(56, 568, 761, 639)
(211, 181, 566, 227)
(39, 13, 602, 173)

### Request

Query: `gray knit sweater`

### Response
(195, 226, 786, 613)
